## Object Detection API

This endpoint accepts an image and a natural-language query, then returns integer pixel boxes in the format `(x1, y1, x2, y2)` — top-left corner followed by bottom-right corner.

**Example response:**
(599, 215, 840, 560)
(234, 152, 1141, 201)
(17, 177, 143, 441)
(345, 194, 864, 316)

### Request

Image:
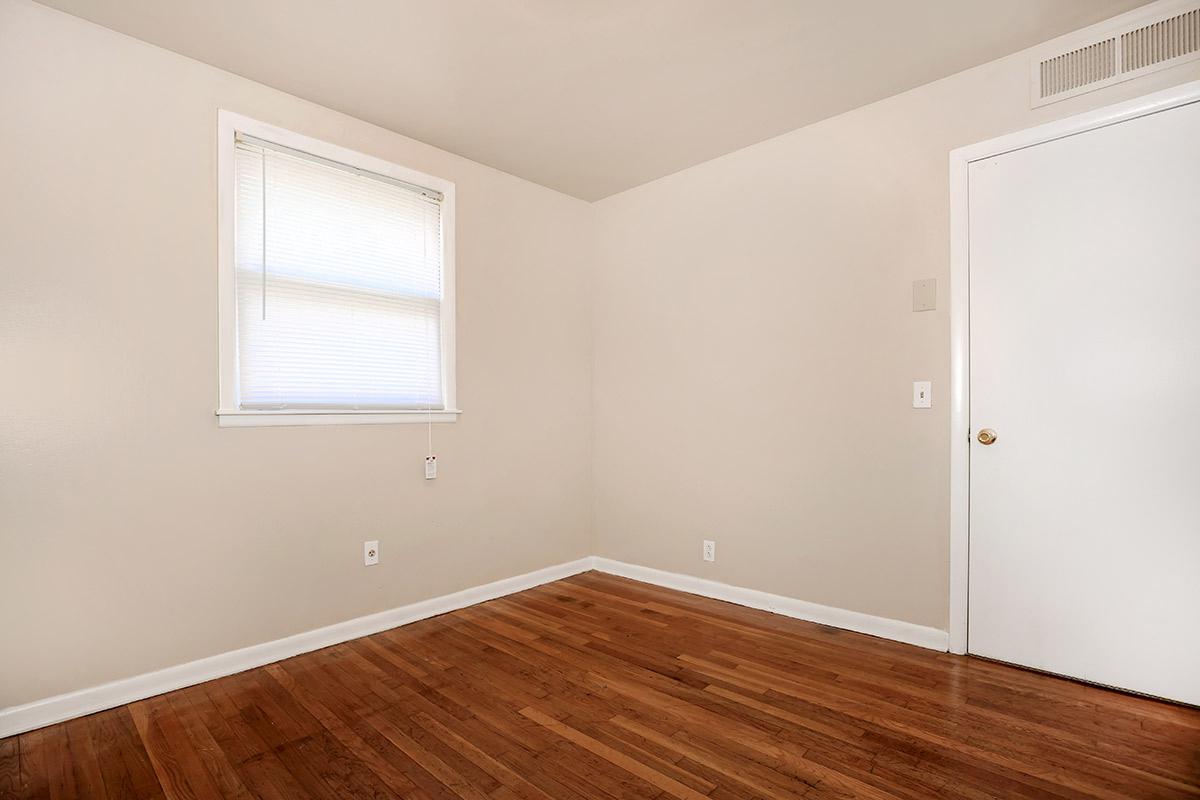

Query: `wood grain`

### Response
(2, 571, 1197, 799)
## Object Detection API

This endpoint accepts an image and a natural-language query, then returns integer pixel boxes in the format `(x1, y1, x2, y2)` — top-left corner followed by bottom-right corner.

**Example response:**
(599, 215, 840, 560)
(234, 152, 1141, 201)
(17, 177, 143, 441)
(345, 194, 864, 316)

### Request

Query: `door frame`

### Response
(947, 79, 1200, 655)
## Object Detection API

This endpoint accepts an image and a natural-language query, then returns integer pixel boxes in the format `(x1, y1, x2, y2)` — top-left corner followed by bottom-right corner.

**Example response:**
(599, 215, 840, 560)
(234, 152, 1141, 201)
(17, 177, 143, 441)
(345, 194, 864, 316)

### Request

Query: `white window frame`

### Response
(215, 110, 458, 427)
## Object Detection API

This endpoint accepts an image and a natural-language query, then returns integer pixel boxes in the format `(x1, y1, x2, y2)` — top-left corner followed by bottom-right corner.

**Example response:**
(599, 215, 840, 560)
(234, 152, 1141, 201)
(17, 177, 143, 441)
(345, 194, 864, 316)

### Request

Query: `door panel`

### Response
(968, 99, 1200, 705)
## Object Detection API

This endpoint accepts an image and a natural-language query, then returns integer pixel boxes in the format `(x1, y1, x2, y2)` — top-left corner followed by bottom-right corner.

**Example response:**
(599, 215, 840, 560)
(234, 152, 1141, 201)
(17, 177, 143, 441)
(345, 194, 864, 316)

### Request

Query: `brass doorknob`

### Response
(977, 428, 997, 445)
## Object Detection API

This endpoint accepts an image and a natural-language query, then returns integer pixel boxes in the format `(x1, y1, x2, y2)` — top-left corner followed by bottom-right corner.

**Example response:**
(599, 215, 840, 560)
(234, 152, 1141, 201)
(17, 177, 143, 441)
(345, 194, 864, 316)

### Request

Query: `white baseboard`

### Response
(0, 557, 594, 739)
(591, 558, 950, 652)
(2, 554, 950, 737)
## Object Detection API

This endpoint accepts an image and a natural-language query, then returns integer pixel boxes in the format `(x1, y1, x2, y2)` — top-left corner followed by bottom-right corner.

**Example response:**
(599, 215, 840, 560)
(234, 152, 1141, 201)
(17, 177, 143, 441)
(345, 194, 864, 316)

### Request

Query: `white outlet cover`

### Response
(364, 540, 379, 566)
(702, 540, 716, 562)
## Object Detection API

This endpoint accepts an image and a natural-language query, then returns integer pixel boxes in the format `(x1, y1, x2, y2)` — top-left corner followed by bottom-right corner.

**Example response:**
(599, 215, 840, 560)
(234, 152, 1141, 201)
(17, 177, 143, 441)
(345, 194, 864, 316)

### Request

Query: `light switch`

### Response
(912, 381, 932, 408)
(912, 279, 936, 312)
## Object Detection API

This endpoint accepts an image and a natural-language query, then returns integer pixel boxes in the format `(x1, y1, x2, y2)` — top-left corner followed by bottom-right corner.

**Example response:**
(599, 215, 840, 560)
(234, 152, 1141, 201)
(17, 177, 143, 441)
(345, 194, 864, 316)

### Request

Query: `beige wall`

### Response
(0, 0, 593, 708)
(592, 40, 1200, 630)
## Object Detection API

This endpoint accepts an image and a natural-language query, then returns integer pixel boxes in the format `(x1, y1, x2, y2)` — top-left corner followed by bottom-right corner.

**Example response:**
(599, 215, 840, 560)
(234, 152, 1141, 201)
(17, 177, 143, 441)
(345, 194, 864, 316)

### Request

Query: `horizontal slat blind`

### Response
(234, 138, 443, 410)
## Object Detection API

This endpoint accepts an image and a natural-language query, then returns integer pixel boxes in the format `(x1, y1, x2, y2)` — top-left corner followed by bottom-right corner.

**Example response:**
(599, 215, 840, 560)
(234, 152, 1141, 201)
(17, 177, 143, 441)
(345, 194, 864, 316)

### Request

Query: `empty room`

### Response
(2, 0, 1199, 797)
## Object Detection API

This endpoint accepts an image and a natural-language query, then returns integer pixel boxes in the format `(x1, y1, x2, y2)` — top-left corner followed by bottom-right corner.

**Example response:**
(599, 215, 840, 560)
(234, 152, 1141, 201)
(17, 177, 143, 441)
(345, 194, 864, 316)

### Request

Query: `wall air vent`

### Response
(1031, 1, 1200, 108)
(1039, 39, 1118, 99)
(1122, 8, 1200, 72)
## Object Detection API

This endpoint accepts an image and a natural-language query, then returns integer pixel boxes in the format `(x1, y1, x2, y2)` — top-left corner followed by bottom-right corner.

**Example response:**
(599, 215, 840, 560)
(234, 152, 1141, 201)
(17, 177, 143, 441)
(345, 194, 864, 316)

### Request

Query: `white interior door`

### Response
(967, 98, 1200, 705)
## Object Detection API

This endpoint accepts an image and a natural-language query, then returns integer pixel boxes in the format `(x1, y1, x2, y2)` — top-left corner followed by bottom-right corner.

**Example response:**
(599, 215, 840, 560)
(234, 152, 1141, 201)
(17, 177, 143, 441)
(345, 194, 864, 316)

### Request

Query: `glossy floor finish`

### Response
(2, 572, 1197, 799)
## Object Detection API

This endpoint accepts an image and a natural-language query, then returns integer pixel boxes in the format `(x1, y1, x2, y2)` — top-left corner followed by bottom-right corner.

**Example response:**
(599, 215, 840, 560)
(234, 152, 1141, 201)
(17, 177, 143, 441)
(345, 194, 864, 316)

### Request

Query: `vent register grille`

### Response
(1123, 8, 1200, 71)
(1040, 39, 1118, 98)
(1034, 5, 1200, 106)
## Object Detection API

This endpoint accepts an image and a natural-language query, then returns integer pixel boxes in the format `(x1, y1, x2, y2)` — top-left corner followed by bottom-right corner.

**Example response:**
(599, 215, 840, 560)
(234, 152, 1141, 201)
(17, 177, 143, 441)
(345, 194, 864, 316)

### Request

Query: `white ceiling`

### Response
(38, 0, 1150, 200)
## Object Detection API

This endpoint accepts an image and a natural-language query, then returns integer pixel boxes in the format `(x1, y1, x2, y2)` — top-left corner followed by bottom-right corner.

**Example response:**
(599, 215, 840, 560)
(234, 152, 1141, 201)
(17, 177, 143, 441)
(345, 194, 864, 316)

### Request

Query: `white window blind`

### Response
(233, 134, 445, 411)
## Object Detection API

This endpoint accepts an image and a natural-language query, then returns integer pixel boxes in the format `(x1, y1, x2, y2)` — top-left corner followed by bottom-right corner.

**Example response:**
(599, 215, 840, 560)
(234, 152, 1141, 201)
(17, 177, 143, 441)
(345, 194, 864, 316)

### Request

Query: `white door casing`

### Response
(949, 81, 1200, 705)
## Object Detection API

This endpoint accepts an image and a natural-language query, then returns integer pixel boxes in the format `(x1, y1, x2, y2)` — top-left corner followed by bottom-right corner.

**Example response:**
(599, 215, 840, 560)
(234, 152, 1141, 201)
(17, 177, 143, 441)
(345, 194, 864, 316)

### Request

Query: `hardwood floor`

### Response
(2, 571, 1197, 799)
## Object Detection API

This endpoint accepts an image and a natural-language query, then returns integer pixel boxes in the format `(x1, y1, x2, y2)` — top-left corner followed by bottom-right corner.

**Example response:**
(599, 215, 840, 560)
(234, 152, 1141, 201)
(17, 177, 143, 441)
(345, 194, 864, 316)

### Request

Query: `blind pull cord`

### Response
(261, 151, 267, 321)
(422, 204, 436, 479)
(424, 312, 435, 479)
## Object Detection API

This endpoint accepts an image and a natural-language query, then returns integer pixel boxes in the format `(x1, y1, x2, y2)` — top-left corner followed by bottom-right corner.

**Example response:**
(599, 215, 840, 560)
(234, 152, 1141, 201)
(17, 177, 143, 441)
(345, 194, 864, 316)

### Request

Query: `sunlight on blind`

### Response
(234, 139, 443, 410)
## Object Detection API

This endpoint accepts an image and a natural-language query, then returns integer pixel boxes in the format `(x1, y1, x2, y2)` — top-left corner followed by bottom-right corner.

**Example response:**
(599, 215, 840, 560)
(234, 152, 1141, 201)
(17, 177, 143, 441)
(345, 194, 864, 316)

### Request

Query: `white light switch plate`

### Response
(912, 381, 932, 408)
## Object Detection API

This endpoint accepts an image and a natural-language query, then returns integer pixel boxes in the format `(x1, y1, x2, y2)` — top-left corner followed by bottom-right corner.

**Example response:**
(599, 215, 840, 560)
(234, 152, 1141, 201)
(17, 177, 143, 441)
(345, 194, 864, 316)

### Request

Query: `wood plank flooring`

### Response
(2, 571, 1197, 799)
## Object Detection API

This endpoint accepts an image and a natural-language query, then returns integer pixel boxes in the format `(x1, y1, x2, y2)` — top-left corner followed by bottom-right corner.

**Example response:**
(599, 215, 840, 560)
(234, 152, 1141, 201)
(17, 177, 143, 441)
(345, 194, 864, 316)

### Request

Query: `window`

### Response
(216, 112, 457, 426)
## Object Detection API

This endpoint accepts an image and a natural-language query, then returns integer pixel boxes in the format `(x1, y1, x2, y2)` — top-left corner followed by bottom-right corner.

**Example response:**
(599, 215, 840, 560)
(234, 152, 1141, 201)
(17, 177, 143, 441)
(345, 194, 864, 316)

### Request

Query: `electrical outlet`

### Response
(702, 540, 716, 562)
(364, 540, 379, 566)
(425, 455, 437, 480)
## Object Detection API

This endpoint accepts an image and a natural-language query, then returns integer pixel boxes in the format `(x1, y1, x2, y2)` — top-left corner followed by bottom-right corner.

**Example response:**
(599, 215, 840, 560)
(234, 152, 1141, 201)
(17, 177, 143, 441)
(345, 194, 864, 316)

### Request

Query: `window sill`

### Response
(215, 409, 462, 427)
